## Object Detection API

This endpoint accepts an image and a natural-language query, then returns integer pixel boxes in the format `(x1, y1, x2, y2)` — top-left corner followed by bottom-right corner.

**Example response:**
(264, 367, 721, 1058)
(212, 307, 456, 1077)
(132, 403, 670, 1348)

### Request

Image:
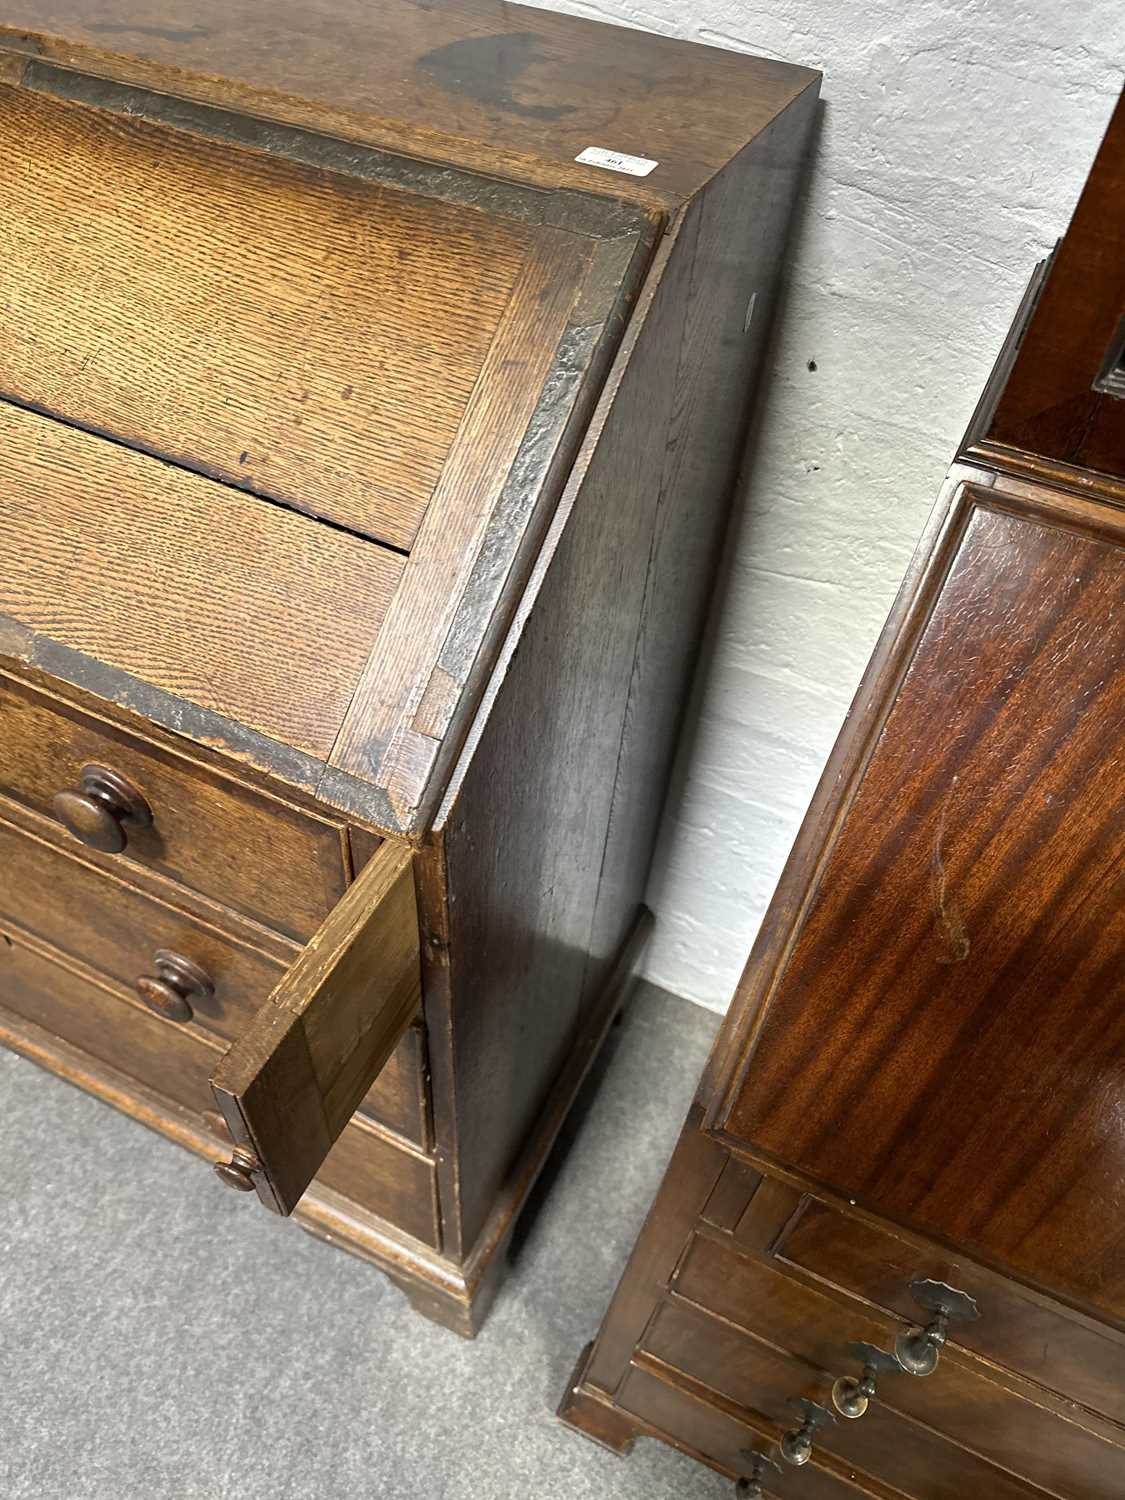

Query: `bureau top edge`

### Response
(0, 0, 818, 211)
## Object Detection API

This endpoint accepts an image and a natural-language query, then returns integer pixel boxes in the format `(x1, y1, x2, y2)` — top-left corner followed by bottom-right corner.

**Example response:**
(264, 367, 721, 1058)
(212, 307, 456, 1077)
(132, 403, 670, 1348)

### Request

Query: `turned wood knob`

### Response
(134, 949, 214, 1023)
(52, 764, 153, 853)
(215, 1147, 260, 1193)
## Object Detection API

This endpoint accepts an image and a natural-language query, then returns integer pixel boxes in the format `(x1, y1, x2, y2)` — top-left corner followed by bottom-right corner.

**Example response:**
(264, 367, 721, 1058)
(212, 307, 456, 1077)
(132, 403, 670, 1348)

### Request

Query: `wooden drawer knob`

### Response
(215, 1148, 260, 1193)
(52, 764, 152, 853)
(134, 949, 214, 1023)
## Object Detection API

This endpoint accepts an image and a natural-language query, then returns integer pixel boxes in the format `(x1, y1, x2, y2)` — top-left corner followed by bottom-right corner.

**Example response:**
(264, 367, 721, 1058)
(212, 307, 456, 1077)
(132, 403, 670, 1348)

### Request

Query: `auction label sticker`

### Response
(575, 146, 659, 177)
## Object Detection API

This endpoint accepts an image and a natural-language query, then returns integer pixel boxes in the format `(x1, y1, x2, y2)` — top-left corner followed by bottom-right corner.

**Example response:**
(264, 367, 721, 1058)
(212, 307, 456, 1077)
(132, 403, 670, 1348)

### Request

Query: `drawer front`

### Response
(0, 812, 283, 1041)
(672, 1229, 1123, 1500)
(0, 930, 439, 1247)
(615, 1362, 880, 1499)
(0, 671, 348, 940)
(642, 1296, 1049, 1500)
(357, 1023, 430, 1151)
(777, 1198, 1125, 1429)
(0, 812, 429, 1147)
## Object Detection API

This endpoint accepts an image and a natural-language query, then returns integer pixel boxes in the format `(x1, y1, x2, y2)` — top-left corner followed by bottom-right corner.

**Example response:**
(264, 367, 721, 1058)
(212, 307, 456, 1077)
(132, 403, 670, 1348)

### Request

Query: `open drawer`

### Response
(210, 838, 422, 1215)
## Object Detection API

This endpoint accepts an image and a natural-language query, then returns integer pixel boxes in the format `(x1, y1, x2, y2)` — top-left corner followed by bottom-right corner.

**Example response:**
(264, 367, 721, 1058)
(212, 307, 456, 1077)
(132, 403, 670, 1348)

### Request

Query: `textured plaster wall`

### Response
(535, 0, 1122, 1010)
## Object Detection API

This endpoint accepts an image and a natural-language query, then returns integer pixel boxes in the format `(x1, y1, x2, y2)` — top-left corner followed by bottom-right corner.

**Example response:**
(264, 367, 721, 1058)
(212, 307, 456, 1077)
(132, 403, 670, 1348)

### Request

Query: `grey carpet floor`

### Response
(0, 983, 730, 1500)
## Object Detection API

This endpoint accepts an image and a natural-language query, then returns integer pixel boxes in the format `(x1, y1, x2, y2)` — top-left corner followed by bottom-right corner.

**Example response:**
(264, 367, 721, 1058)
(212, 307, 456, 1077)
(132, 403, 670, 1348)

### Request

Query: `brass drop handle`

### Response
(214, 1147, 261, 1193)
(831, 1342, 903, 1418)
(735, 1446, 783, 1496)
(53, 764, 152, 853)
(779, 1397, 835, 1466)
(895, 1278, 980, 1376)
(134, 950, 214, 1024)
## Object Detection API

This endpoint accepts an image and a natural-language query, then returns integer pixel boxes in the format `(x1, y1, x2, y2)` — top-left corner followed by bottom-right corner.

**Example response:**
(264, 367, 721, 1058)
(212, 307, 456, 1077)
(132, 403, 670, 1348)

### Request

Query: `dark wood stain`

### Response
(417, 33, 578, 121)
(0, 0, 818, 210)
(87, 22, 211, 43)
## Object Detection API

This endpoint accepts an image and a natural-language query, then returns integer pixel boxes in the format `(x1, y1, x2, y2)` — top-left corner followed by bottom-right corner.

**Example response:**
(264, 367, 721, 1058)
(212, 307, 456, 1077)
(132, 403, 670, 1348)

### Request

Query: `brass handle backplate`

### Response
(895, 1277, 980, 1376)
(735, 1446, 782, 1497)
(779, 1397, 835, 1466)
(831, 1342, 903, 1418)
(52, 764, 152, 854)
(732, 1278, 983, 1490)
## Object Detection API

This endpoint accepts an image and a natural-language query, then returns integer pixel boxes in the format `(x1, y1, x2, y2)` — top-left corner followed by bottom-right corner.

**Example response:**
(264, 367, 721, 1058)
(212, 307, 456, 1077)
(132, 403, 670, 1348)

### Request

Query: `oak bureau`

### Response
(0, 2, 819, 1332)
(561, 92, 1125, 1494)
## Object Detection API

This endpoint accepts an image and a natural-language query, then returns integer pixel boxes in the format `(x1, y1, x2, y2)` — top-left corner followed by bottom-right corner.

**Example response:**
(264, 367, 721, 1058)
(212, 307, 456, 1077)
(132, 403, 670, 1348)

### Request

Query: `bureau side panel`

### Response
(437, 85, 819, 1257)
(585, 86, 820, 1000)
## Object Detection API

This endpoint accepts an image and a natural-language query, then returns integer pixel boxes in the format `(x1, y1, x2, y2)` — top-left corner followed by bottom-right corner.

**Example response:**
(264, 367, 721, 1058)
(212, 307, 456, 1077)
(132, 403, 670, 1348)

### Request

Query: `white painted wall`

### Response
(534, 0, 1122, 1010)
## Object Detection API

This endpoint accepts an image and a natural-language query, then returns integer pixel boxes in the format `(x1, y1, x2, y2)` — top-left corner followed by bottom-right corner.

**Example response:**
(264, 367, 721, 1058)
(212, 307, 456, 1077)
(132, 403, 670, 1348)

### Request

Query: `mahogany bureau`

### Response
(0, 3, 819, 1333)
(560, 92, 1125, 1494)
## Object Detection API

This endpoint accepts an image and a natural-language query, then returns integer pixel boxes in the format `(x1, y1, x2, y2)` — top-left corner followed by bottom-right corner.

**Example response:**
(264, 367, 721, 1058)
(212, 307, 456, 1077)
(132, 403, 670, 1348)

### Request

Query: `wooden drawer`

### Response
(0, 927, 439, 1248)
(0, 810, 285, 1039)
(0, 670, 350, 941)
(641, 1294, 1050, 1500)
(0, 808, 428, 1146)
(776, 1197, 1125, 1429)
(358, 1022, 430, 1151)
(670, 1228, 1123, 1500)
(614, 1361, 881, 1499)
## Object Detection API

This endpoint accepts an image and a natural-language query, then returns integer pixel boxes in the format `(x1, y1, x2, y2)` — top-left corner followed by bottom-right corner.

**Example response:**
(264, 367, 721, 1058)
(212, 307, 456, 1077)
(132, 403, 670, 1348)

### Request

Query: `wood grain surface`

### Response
(0, 810, 283, 1044)
(982, 90, 1125, 483)
(326, 228, 591, 819)
(0, 0, 818, 210)
(0, 924, 439, 1244)
(212, 839, 421, 1215)
(780, 1198, 1125, 1429)
(0, 84, 531, 550)
(0, 402, 402, 759)
(0, 669, 350, 941)
(674, 1229, 1123, 1499)
(722, 482, 1125, 1322)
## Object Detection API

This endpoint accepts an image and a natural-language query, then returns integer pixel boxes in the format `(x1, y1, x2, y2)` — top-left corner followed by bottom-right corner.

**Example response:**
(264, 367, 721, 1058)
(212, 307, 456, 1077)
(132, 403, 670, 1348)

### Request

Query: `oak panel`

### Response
(0, 812, 282, 1043)
(0, 84, 533, 549)
(0, 927, 437, 1244)
(0, 670, 347, 941)
(0, 0, 817, 209)
(212, 841, 421, 1214)
(0, 403, 403, 760)
(724, 491, 1125, 1320)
